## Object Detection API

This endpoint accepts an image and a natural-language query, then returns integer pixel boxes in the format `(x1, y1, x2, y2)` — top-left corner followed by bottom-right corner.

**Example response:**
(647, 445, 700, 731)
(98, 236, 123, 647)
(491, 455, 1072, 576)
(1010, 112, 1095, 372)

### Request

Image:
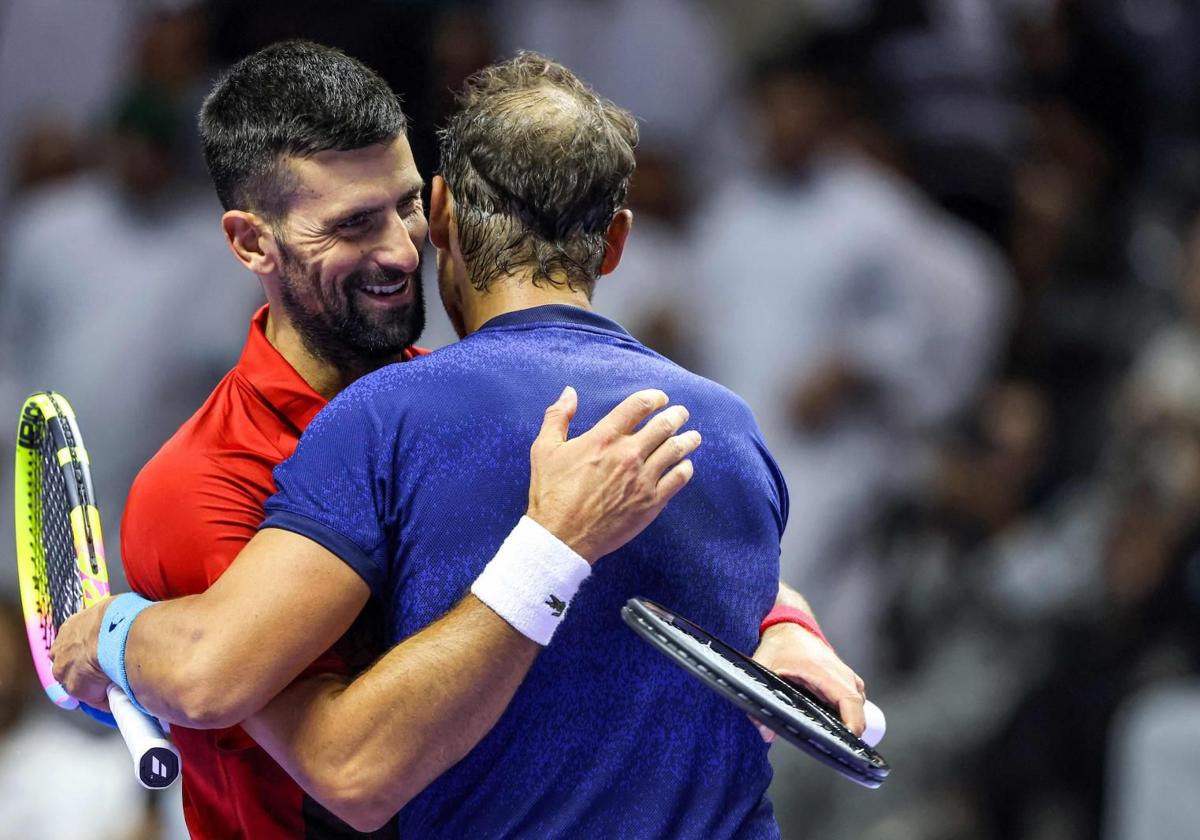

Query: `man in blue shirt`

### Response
(254, 54, 811, 837)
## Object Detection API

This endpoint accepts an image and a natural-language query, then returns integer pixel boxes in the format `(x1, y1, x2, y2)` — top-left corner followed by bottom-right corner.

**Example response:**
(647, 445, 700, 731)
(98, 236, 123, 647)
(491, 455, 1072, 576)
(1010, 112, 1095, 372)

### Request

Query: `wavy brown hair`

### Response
(438, 52, 638, 297)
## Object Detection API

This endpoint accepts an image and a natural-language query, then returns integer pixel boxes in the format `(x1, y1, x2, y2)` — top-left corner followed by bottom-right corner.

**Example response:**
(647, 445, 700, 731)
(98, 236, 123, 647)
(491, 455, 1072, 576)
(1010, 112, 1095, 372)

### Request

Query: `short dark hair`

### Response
(199, 40, 408, 218)
(438, 52, 638, 296)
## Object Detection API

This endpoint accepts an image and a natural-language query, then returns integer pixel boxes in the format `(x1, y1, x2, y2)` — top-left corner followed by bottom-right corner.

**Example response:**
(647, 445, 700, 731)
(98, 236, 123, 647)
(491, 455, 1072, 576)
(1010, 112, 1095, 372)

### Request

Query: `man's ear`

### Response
(222, 211, 279, 275)
(599, 209, 632, 276)
(429, 175, 454, 251)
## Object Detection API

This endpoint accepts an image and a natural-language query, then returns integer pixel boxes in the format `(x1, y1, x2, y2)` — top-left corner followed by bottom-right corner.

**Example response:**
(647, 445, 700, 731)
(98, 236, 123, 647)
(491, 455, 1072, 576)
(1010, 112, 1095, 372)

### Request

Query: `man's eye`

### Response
(338, 215, 369, 231)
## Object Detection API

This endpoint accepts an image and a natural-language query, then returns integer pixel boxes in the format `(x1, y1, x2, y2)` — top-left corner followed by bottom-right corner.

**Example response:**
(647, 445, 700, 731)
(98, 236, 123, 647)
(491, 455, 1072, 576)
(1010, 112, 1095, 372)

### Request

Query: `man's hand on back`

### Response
(526, 386, 700, 563)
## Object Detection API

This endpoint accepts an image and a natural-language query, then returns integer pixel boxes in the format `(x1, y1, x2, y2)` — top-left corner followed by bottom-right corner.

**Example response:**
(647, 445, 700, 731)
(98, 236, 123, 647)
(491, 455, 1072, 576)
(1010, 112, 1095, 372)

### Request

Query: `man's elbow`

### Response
(309, 758, 415, 832)
(328, 801, 397, 835)
(164, 656, 265, 729)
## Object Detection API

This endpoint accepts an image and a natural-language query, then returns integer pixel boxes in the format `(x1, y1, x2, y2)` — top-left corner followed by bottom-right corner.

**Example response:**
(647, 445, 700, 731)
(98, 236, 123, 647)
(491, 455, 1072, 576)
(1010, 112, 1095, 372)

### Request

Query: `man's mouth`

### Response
(361, 276, 412, 297)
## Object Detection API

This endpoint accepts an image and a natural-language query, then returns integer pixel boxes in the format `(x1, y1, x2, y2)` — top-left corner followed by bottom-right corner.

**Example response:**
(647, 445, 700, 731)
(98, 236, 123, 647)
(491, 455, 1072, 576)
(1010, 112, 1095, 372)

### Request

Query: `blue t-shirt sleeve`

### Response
(261, 396, 392, 597)
(757, 433, 789, 539)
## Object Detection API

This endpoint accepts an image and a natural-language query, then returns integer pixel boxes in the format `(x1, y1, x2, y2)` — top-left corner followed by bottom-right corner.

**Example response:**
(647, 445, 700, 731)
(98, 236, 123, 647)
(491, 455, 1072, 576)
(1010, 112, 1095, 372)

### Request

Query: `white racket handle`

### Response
(862, 700, 886, 748)
(106, 684, 181, 789)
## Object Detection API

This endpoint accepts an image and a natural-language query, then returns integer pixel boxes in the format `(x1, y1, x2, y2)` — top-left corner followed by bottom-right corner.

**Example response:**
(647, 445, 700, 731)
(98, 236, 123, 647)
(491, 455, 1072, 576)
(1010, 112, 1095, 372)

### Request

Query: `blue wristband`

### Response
(96, 593, 156, 716)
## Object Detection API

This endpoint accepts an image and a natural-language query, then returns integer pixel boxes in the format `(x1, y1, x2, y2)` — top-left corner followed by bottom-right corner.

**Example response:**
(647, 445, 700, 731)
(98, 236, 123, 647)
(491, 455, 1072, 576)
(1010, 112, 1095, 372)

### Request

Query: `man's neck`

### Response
(262, 308, 400, 400)
(462, 273, 592, 336)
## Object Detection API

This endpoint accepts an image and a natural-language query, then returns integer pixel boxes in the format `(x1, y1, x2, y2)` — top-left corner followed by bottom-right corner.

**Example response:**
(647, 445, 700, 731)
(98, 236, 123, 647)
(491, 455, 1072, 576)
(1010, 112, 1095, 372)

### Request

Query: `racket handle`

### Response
(862, 700, 886, 748)
(106, 684, 181, 789)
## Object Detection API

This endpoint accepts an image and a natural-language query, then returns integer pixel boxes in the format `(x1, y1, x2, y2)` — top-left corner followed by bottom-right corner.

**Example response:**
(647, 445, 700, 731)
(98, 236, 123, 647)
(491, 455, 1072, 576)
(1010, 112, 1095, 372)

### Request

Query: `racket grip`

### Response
(862, 700, 886, 748)
(106, 684, 181, 789)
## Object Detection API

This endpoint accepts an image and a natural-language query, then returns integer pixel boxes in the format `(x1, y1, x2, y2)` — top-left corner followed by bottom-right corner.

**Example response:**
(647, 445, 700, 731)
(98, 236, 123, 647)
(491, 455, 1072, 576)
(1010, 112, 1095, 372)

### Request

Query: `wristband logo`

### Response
(545, 594, 566, 617)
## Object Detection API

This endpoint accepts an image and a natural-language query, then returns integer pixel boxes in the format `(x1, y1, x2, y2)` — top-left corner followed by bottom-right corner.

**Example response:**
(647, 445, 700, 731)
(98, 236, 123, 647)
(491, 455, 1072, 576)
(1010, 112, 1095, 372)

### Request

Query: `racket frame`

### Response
(14, 391, 180, 789)
(14, 392, 107, 708)
(621, 597, 890, 789)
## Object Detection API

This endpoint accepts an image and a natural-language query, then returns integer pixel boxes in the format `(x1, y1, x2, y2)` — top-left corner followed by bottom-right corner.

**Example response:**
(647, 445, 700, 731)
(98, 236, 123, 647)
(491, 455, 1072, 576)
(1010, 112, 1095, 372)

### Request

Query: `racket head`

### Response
(13, 392, 111, 710)
(622, 597, 890, 789)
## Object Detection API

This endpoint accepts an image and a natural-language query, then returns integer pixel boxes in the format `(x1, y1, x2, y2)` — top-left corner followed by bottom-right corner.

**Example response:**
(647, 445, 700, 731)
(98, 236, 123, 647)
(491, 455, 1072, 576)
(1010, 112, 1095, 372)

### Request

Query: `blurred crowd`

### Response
(2, 0, 1200, 838)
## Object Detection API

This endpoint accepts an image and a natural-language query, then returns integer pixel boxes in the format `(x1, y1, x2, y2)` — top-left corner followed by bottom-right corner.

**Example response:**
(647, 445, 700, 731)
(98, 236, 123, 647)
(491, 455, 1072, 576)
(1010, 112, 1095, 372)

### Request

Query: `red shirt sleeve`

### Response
(122, 438, 348, 682)
(122, 447, 267, 599)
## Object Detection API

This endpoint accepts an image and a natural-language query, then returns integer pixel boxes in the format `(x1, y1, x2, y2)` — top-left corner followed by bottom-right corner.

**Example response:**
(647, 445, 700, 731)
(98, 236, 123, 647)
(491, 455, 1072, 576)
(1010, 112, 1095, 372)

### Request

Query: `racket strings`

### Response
(21, 445, 55, 651)
(46, 393, 100, 576)
(37, 428, 84, 630)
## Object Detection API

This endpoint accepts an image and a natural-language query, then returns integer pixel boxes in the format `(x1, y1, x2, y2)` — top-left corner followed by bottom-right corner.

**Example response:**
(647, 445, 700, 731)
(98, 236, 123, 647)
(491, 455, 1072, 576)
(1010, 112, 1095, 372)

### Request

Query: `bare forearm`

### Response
(123, 531, 369, 727)
(123, 596, 218, 725)
(124, 592, 343, 728)
(774, 580, 817, 621)
(246, 595, 539, 830)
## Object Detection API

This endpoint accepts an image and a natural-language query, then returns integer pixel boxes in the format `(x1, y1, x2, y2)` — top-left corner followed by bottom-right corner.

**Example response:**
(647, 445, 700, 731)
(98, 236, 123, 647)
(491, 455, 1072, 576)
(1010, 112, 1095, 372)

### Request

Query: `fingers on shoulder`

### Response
(601, 389, 669, 436)
(654, 458, 695, 503)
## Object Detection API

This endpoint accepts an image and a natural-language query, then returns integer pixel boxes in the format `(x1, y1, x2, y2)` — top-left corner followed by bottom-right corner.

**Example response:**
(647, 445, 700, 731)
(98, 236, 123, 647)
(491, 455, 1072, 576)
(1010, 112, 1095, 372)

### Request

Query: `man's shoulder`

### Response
(123, 369, 289, 598)
(139, 369, 286, 483)
(631, 350, 758, 422)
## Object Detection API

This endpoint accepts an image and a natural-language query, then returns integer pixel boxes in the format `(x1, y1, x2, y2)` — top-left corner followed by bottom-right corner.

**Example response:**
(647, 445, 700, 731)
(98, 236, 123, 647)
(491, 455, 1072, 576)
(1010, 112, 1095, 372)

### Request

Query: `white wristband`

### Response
(471, 516, 592, 646)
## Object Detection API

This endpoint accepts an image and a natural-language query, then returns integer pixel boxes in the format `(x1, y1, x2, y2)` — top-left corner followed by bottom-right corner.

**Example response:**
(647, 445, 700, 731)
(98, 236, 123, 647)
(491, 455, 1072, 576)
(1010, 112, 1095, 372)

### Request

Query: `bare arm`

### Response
(52, 387, 699, 731)
(243, 596, 534, 831)
(124, 528, 369, 727)
(49, 526, 369, 727)
(773, 579, 819, 618)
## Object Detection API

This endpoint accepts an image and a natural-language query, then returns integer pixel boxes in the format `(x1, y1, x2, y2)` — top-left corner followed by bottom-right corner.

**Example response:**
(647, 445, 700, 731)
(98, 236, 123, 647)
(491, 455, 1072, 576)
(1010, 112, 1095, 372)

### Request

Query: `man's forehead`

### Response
(284, 136, 421, 207)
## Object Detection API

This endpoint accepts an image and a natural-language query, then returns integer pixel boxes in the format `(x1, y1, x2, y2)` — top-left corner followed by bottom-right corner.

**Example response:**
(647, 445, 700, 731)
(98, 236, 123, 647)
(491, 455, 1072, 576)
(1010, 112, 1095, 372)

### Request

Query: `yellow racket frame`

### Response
(14, 391, 110, 709)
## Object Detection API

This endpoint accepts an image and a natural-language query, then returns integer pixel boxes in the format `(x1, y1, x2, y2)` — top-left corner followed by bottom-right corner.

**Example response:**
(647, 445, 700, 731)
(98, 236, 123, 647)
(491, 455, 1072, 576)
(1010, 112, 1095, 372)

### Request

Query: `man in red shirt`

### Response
(121, 306, 420, 837)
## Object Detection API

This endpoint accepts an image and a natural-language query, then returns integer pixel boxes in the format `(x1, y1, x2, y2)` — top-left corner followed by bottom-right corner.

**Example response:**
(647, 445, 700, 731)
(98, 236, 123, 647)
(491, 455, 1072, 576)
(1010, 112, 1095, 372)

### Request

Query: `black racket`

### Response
(622, 597, 890, 788)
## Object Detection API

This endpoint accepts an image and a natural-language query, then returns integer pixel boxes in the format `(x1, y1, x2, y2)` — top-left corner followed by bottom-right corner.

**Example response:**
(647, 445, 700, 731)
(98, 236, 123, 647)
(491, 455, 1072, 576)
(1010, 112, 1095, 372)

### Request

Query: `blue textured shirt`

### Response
(262, 305, 789, 838)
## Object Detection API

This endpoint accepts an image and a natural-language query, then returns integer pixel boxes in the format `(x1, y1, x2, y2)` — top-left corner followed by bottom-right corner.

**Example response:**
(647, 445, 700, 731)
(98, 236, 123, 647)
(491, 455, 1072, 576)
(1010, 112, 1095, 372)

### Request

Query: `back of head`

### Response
(199, 40, 407, 219)
(438, 52, 638, 297)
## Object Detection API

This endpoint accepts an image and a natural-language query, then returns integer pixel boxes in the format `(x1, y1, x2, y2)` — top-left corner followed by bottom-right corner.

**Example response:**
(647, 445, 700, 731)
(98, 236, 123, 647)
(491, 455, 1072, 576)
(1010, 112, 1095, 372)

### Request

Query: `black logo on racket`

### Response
(545, 594, 566, 617)
(18, 404, 43, 449)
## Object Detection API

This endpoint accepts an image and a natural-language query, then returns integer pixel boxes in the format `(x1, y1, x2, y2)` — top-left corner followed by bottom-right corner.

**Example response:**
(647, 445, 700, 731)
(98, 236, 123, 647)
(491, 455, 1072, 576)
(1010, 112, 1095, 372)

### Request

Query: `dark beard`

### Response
(276, 240, 426, 376)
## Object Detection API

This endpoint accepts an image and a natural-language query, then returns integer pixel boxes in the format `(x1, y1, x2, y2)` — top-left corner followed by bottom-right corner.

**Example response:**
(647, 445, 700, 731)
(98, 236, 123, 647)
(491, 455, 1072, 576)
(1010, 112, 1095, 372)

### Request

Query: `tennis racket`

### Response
(622, 597, 890, 789)
(14, 391, 180, 789)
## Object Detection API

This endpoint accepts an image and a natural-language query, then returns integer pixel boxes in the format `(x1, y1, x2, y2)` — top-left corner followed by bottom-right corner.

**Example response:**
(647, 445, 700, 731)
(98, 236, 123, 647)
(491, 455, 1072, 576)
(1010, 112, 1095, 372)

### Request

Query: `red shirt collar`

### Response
(236, 305, 428, 432)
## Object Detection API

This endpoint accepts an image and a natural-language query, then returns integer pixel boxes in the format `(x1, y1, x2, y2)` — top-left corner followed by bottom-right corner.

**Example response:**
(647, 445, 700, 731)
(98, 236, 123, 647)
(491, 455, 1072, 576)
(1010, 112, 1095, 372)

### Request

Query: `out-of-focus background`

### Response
(1, 0, 1199, 837)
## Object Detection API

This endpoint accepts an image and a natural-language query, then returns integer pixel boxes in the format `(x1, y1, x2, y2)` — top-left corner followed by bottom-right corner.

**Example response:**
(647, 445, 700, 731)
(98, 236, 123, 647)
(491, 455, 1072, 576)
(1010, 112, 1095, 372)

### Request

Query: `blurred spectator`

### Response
(769, 379, 1060, 839)
(207, 0, 438, 172)
(861, 0, 1026, 247)
(490, 0, 733, 169)
(411, 6, 496, 174)
(0, 85, 259, 592)
(131, 3, 219, 185)
(0, 0, 143, 222)
(1105, 680, 1200, 840)
(592, 147, 700, 367)
(0, 598, 152, 839)
(958, 215, 1200, 840)
(689, 40, 1011, 677)
(9, 116, 86, 195)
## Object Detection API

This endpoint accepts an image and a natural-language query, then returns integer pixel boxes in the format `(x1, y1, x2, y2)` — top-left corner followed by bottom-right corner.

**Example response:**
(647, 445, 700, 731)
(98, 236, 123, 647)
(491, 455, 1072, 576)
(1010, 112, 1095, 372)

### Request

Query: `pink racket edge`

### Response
(25, 616, 78, 710)
(24, 574, 112, 712)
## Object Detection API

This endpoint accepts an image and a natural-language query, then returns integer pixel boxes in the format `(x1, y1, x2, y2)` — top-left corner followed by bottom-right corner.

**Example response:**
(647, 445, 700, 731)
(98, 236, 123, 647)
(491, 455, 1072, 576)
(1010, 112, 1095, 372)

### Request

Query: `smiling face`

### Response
(270, 135, 429, 372)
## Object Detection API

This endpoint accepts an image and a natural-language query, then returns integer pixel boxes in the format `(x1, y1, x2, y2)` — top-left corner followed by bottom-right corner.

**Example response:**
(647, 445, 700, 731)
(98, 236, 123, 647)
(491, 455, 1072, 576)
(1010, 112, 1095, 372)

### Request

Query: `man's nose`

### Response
(375, 211, 422, 274)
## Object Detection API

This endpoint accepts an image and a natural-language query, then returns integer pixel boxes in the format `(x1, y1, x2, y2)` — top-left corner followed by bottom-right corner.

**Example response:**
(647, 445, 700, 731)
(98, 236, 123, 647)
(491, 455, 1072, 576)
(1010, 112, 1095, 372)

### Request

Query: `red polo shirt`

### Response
(122, 305, 425, 838)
